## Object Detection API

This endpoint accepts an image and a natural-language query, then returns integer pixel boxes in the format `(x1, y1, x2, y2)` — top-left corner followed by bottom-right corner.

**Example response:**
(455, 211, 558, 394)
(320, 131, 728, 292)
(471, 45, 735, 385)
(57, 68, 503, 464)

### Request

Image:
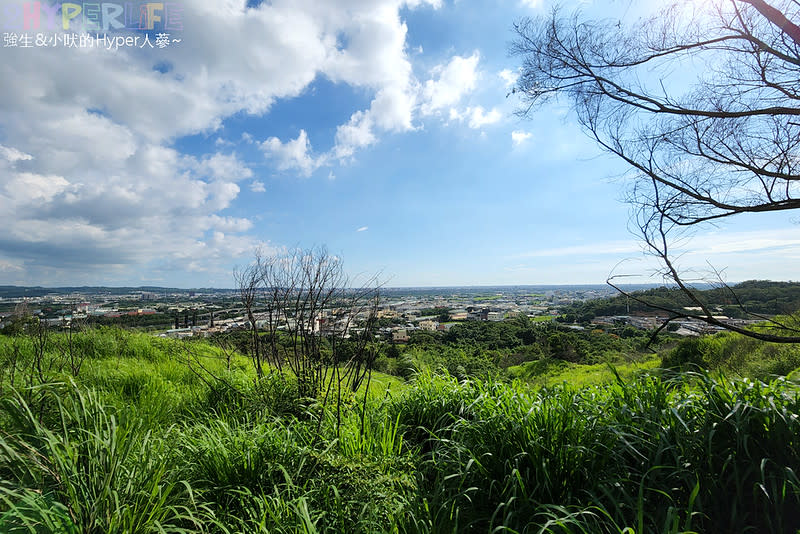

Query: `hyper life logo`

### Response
(1, 2, 184, 32)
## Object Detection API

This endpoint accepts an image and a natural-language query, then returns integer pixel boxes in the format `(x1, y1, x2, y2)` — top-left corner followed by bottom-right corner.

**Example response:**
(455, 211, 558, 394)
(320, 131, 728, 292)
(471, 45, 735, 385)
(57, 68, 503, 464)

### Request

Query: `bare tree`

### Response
(256, 247, 339, 397)
(511, 0, 800, 341)
(234, 246, 382, 435)
(257, 247, 381, 397)
(234, 253, 264, 378)
(55, 310, 86, 378)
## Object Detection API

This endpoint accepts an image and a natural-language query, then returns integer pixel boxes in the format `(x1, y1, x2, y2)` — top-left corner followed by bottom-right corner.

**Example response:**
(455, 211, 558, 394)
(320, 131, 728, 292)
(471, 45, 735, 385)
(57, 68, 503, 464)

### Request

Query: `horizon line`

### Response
(1, 280, 788, 292)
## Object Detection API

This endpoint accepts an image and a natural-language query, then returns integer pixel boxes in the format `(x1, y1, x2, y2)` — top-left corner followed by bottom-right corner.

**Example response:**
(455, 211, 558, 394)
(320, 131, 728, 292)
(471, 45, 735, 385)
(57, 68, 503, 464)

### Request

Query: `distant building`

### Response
(487, 311, 504, 322)
(419, 319, 439, 331)
(392, 329, 409, 343)
(468, 308, 489, 321)
(627, 316, 660, 329)
(163, 328, 194, 339)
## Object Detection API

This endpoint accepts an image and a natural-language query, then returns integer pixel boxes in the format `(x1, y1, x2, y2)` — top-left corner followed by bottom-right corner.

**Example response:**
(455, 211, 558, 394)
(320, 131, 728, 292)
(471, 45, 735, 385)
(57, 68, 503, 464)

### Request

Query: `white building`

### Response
(419, 319, 439, 331)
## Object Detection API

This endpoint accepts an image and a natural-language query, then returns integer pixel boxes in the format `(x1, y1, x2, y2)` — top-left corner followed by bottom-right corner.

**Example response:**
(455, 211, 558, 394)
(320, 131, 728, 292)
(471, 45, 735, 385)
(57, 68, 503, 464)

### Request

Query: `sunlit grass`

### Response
(392, 372, 800, 533)
(507, 355, 661, 387)
(1, 328, 799, 533)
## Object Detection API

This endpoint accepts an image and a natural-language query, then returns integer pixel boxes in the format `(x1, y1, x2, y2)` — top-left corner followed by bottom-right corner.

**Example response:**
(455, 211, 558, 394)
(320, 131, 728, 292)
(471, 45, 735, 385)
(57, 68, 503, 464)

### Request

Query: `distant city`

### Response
(1, 282, 726, 341)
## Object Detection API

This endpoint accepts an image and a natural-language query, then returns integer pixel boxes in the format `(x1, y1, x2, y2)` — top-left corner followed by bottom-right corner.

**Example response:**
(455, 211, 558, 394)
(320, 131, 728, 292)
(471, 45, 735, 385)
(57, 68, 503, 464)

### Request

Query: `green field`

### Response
(472, 295, 502, 302)
(0, 326, 799, 533)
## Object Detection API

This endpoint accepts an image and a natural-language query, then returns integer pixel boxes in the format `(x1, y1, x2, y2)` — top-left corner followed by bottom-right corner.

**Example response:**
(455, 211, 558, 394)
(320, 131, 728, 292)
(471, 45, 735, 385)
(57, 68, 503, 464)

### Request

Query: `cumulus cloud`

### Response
(193, 153, 254, 181)
(261, 130, 321, 177)
(308, 48, 486, 164)
(420, 52, 481, 115)
(0, 0, 495, 284)
(334, 111, 377, 160)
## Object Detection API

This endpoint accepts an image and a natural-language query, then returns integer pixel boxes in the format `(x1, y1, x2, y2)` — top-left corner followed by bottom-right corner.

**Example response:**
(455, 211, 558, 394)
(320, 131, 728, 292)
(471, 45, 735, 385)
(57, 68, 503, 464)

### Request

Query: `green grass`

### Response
(0, 382, 205, 533)
(392, 372, 800, 533)
(1, 328, 799, 533)
(507, 355, 662, 387)
(665, 331, 800, 381)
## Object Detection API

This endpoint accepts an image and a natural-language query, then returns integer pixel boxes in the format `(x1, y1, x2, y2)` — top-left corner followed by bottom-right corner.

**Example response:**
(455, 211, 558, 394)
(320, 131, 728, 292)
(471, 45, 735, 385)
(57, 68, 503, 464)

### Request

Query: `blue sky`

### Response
(0, 0, 797, 287)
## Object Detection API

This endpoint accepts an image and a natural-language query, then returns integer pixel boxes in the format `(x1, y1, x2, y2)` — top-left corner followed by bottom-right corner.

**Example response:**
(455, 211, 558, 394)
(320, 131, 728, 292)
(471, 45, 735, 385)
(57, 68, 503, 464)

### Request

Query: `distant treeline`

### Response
(561, 280, 800, 321)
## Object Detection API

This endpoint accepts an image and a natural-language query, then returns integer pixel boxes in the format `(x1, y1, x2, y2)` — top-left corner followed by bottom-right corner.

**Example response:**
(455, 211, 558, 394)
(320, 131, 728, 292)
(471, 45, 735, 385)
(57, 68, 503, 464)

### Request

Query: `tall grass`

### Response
(392, 372, 800, 533)
(1, 329, 799, 533)
(0, 382, 207, 533)
(173, 415, 414, 533)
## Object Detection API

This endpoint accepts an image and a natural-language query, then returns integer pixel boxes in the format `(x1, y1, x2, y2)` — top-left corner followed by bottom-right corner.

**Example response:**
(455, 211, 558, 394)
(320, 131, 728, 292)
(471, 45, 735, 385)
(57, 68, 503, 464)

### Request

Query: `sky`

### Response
(0, 0, 797, 288)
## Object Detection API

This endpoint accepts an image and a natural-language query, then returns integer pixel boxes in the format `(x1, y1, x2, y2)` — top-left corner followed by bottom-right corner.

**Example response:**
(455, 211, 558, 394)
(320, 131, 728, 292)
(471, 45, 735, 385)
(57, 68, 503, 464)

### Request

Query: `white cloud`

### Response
(405, 0, 443, 8)
(0, 144, 33, 163)
(334, 111, 377, 160)
(213, 4, 480, 175)
(455, 106, 502, 129)
(204, 215, 254, 234)
(520, 0, 544, 8)
(261, 130, 321, 177)
(357, 226, 369, 232)
(194, 153, 253, 181)
(3, 173, 73, 204)
(420, 52, 481, 115)
(498, 68, 519, 89)
(369, 86, 417, 132)
(512, 130, 533, 146)
(0, 0, 472, 283)
(250, 180, 266, 193)
(516, 230, 800, 260)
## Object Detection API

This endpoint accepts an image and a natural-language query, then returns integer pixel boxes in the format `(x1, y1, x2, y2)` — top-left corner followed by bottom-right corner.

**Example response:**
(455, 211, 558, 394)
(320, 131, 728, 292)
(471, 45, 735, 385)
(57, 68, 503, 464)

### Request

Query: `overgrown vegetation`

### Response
(0, 326, 799, 533)
(373, 315, 664, 383)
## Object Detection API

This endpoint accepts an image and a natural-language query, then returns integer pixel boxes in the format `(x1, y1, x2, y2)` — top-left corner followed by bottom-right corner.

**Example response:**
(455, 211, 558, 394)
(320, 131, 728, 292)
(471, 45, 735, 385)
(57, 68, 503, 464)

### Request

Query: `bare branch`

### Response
(513, 0, 800, 343)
